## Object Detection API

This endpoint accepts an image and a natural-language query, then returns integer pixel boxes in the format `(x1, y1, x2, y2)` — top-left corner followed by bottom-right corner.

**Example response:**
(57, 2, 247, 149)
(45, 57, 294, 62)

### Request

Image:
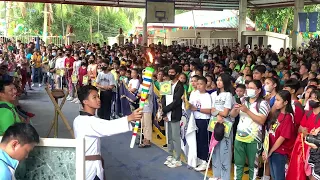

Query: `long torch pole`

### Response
(130, 68, 154, 148)
(130, 54, 154, 148)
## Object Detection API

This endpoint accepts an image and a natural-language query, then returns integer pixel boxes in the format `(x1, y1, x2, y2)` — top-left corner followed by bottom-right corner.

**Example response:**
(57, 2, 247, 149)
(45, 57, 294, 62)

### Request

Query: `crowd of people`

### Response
(0, 37, 320, 180)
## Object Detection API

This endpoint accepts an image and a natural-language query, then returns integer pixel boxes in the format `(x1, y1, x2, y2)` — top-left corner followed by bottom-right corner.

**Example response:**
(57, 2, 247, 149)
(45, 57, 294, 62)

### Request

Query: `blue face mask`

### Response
(52, 52, 56, 57)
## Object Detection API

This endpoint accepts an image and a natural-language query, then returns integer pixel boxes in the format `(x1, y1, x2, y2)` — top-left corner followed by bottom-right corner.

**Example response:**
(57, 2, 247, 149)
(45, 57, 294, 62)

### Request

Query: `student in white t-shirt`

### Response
(189, 76, 212, 171)
(128, 69, 140, 94)
(54, 49, 66, 89)
(210, 73, 234, 180)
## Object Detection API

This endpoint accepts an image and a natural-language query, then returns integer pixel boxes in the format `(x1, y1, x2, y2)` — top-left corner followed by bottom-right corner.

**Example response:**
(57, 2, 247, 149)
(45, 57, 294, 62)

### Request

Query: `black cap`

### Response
(214, 122, 225, 141)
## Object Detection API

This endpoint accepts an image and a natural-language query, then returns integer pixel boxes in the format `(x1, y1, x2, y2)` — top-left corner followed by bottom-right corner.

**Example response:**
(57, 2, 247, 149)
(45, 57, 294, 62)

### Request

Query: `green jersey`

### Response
(0, 102, 21, 135)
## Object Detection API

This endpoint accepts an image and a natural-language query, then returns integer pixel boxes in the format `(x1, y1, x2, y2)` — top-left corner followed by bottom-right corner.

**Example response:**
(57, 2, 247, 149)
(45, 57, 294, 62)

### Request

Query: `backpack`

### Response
(0, 103, 17, 123)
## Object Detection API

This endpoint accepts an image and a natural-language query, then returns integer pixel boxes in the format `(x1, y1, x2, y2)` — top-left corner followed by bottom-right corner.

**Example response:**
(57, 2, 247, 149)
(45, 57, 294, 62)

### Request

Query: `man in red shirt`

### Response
(64, 49, 75, 101)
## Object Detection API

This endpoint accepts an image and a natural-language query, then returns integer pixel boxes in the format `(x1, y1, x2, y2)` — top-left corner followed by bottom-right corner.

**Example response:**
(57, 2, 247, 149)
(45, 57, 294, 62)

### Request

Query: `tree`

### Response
(248, 5, 320, 34)
(4, 2, 140, 42)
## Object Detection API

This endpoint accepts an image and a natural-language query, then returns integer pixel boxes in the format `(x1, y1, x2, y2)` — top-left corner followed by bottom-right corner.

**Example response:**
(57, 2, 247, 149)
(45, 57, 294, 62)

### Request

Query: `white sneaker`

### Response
(164, 156, 173, 165)
(66, 96, 73, 101)
(31, 84, 35, 87)
(71, 98, 78, 103)
(167, 159, 182, 168)
(39, 84, 42, 87)
(194, 162, 207, 171)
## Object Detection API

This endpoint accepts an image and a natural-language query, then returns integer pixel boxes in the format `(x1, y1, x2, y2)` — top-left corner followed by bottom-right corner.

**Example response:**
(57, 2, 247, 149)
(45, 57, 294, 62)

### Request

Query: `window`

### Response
(248, 37, 252, 47)
(258, 37, 263, 46)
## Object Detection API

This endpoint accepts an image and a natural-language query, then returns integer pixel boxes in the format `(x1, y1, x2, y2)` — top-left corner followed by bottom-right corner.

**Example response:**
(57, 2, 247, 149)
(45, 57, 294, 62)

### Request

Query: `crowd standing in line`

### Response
(0, 37, 320, 180)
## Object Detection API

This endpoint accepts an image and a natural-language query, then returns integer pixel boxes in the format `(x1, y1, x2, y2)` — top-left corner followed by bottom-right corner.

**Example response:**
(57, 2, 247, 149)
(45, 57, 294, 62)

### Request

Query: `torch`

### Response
(130, 53, 154, 148)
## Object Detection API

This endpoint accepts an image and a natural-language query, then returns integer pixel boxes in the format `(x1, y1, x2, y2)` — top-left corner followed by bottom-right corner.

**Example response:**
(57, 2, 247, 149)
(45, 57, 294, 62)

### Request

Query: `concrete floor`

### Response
(21, 87, 79, 139)
(20, 87, 205, 180)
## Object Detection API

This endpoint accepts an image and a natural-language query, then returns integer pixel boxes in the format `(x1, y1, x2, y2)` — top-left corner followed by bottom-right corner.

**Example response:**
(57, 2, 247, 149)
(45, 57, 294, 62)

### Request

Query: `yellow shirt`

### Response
(31, 55, 42, 68)
(111, 69, 118, 81)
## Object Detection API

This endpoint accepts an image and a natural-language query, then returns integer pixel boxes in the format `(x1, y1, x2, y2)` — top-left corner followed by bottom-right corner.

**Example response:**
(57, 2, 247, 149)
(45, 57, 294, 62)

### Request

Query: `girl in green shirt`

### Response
(240, 54, 255, 71)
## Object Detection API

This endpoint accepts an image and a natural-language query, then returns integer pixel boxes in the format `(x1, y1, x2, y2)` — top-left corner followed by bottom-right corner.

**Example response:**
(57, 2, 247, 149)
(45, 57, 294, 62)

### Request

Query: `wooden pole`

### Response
(45, 87, 74, 138)
(46, 89, 68, 137)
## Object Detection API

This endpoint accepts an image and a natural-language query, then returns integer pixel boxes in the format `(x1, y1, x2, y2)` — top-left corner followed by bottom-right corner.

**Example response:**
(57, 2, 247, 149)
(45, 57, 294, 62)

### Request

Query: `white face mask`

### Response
(246, 89, 257, 98)
(264, 85, 272, 92)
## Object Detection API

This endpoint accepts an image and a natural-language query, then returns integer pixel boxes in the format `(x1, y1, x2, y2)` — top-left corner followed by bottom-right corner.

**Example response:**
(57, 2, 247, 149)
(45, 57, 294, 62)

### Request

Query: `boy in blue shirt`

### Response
(0, 123, 39, 179)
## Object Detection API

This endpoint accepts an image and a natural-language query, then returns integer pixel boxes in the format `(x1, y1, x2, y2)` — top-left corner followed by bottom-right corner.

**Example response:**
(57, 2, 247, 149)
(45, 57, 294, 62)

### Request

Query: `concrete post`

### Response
(116, 34, 125, 46)
(292, 0, 304, 49)
(142, 17, 148, 46)
(116, 28, 125, 46)
(66, 33, 76, 45)
(238, 0, 247, 48)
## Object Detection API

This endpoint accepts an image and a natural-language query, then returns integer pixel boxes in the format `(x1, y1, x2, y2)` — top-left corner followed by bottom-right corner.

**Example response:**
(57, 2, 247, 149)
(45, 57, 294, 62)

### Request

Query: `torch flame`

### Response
(147, 52, 153, 63)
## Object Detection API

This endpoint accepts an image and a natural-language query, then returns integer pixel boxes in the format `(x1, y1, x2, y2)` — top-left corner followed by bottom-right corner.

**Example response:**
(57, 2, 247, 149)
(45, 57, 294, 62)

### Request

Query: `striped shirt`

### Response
(236, 99, 270, 143)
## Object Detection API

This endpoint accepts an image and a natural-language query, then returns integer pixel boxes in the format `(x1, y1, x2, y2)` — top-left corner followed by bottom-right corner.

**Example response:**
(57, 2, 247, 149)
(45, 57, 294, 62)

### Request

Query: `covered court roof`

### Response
(136, 10, 255, 29)
(8, 0, 319, 10)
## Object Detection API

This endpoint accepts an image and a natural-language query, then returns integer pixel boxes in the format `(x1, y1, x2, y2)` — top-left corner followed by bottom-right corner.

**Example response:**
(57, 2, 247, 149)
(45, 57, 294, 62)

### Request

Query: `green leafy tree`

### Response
(4, 2, 140, 42)
(248, 5, 320, 34)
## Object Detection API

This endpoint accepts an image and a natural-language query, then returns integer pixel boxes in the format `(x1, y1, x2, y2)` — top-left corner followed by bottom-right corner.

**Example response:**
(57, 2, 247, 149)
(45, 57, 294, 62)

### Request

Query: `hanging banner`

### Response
(309, 12, 318, 32)
(298, 12, 307, 32)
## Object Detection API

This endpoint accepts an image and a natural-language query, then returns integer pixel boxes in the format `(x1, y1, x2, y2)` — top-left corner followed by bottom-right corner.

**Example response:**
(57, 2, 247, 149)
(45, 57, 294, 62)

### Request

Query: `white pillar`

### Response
(142, 17, 148, 46)
(292, 0, 304, 49)
(238, 0, 247, 48)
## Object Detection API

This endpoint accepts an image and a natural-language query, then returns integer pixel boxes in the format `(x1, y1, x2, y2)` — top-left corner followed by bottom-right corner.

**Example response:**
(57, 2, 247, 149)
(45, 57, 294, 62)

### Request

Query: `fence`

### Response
(0, 34, 238, 48)
(0, 35, 64, 46)
(147, 37, 238, 47)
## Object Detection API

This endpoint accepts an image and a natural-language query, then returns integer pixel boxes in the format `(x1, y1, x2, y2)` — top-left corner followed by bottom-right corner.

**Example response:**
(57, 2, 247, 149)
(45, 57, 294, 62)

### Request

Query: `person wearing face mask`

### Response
(199, 49, 207, 62)
(87, 55, 97, 86)
(298, 89, 320, 136)
(31, 50, 42, 87)
(264, 77, 279, 108)
(64, 49, 75, 101)
(162, 65, 184, 168)
(52, 50, 57, 57)
(230, 80, 270, 180)
(95, 61, 115, 120)
(47, 51, 56, 90)
(287, 89, 320, 180)
(54, 49, 66, 89)
(301, 85, 317, 110)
